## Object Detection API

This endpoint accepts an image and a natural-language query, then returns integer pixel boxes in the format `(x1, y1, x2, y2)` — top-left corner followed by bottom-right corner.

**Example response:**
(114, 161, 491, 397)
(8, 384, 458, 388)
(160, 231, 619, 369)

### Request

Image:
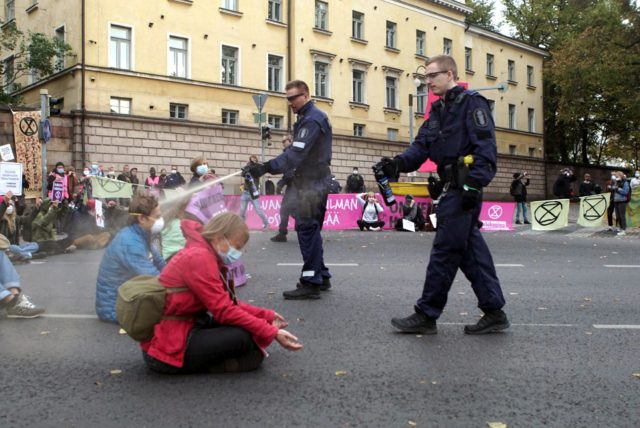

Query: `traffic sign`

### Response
(253, 112, 267, 123)
(42, 119, 52, 143)
(252, 93, 268, 111)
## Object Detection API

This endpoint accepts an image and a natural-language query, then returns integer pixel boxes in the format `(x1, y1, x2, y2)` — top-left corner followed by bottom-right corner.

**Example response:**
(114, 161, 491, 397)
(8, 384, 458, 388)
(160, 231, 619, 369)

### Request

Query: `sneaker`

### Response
(391, 306, 437, 334)
(463, 309, 509, 335)
(283, 282, 321, 300)
(31, 252, 47, 259)
(515, 221, 522, 225)
(524, 220, 531, 224)
(6, 294, 45, 319)
(370, 226, 381, 231)
(262, 223, 269, 230)
(617, 230, 626, 236)
(270, 233, 287, 242)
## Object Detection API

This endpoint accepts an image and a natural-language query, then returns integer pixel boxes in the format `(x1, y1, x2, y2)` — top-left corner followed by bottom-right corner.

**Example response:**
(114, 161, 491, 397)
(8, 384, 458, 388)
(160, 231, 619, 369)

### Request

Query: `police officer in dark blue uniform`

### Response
(245, 80, 332, 300)
(271, 135, 297, 243)
(375, 55, 509, 334)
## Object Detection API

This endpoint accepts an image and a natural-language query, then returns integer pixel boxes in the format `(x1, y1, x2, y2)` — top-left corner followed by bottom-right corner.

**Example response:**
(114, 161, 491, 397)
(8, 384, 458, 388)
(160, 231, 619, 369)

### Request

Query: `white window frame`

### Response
(268, 0, 282, 22)
(315, 1, 328, 30)
(3, 55, 15, 93)
(353, 123, 365, 137)
(386, 21, 397, 48)
(170, 103, 188, 120)
(527, 65, 534, 86)
(221, 0, 238, 11)
(266, 53, 285, 92)
(352, 69, 366, 104)
(108, 22, 134, 70)
(268, 114, 283, 129)
(352, 11, 364, 39)
(167, 33, 191, 79)
(487, 99, 496, 120)
(416, 30, 425, 56)
(110, 97, 132, 115)
(509, 145, 516, 155)
(387, 128, 398, 141)
(53, 24, 66, 72)
(528, 108, 535, 133)
(486, 54, 494, 76)
(465, 47, 472, 71)
(221, 109, 239, 125)
(416, 83, 427, 114)
(508, 104, 516, 129)
(384, 68, 400, 109)
(220, 43, 241, 86)
(4, 0, 15, 22)
(443, 38, 452, 55)
(508, 60, 516, 81)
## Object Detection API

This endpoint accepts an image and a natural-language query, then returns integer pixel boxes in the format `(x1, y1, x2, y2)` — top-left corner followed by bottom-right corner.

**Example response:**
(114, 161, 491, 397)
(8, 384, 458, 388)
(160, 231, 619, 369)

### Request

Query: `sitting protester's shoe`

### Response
(270, 233, 287, 242)
(64, 245, 77, 254)
(31, 252, 47, 259)
(391, 306, 437, 334)
(6, 294, 45, 319)
(464, 309, 509, 335)
(617, 230, 626, 236)
(283, 282, 321, 300)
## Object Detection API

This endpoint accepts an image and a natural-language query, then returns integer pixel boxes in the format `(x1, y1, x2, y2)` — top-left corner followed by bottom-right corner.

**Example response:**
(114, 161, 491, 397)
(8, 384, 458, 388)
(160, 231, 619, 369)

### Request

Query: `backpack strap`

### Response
(161, 286, 192, 321)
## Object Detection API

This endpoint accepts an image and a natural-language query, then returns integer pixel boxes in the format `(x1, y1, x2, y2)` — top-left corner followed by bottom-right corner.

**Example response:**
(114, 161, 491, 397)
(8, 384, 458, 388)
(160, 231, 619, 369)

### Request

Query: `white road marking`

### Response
(41, 314, 98, 319)
(593, 325, 640, 330)
(277, 263, 359, 267)
(603, 265, 640, 268)
(439, 322, 575, 327)
(495, 264, 524, 267)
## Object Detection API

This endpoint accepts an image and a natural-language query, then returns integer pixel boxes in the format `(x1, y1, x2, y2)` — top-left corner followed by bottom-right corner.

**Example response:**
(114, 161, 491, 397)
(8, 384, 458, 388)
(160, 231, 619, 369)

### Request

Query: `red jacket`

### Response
(141, 219, 277, 367)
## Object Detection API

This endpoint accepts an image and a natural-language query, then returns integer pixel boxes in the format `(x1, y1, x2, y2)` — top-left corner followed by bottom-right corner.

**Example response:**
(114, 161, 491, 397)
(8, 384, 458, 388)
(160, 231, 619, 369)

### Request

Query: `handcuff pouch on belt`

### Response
(428, 156, 471, 199)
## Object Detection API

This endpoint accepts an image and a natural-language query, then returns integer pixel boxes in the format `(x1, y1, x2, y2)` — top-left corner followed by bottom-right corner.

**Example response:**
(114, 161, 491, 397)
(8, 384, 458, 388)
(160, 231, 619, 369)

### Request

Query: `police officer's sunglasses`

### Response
(425, 70, 449, 80)
(286, 93, 305, 102)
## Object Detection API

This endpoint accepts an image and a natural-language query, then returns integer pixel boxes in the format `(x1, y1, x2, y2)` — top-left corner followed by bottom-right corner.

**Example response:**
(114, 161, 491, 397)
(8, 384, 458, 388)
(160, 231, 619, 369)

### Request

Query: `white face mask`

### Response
(83, 170, 90, 176)
(636, 173, 639, 178)
(353, 170, 358, 175)
(150, 217, 165, 234)
(611, 175, 617, 181)
(5, 205, 14, 215)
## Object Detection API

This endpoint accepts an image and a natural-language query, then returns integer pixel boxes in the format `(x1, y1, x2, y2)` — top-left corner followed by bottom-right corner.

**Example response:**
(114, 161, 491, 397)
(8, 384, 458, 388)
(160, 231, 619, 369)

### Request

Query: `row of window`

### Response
(109, 96, 537, 134)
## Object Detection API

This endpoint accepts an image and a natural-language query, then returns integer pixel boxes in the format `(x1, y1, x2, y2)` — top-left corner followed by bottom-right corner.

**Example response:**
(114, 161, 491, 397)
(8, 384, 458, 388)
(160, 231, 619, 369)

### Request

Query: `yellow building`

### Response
(2, 0, 547, 196)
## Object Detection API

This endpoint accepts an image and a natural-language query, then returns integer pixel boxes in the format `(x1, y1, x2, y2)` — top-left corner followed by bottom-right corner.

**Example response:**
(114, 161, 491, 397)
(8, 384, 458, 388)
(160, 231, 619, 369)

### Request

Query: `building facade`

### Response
(1, 0, 547, 198)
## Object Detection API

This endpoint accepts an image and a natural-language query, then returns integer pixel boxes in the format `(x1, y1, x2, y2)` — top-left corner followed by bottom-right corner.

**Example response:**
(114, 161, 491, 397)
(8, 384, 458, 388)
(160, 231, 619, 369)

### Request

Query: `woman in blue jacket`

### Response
(95, 194, 166, 322)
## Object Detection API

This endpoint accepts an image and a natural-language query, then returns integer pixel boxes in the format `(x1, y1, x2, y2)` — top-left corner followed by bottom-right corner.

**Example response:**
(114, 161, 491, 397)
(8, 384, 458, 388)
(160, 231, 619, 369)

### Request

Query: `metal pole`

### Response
(39, 89, 48, 199)
(408, 94, 414, 144)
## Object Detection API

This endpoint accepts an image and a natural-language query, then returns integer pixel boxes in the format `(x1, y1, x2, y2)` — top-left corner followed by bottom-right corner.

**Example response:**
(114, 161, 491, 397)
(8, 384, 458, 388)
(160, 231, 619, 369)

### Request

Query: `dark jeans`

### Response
(614, 202, 627, 230)
(357, 219, 384, 231)
(607, 202, 618, 227)
(37, 237, 75, 255)
(278, 186, 297, 235)
(143, 325, 264, 374)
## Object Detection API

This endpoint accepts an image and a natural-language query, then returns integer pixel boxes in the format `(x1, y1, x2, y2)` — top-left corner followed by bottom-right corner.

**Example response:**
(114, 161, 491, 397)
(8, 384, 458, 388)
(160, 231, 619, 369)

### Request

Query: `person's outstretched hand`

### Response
(272, 312, 289, 329)
(276, 329, 303, 351)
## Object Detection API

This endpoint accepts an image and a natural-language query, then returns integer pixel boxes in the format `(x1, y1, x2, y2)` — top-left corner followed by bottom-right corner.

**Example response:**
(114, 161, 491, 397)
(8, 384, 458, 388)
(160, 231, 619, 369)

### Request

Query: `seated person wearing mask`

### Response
(141, 212, 302, 374)
(95, 194, 166, 323)
(356, 192, 385, 231)
(395, 195, 426, 231)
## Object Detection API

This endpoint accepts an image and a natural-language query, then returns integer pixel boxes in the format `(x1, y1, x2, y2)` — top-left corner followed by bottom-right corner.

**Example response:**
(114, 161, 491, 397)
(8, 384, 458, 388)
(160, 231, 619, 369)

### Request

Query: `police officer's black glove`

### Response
(242, 162, 270, 178)
(374, 157, 402, 181)
(461, 178, 482, 211)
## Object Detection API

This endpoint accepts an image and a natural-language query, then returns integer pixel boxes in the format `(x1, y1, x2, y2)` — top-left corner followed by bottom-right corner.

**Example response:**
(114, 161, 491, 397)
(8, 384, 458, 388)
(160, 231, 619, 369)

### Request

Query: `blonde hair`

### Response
(190, 155, 207, 173)
(201, 212, 249, 244)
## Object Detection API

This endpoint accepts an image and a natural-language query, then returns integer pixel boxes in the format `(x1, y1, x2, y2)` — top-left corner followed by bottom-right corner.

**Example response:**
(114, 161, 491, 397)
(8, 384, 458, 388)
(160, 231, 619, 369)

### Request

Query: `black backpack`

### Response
(510, 180, 523, 197)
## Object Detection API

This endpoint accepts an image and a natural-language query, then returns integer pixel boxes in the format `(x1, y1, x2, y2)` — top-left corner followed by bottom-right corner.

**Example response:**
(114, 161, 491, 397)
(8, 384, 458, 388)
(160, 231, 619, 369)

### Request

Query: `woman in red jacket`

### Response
(141, 212, 302, 373)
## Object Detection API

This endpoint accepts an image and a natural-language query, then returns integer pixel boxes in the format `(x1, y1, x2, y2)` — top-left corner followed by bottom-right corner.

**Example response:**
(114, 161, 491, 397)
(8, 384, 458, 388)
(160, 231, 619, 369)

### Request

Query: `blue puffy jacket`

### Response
(95, 224, 166, 322)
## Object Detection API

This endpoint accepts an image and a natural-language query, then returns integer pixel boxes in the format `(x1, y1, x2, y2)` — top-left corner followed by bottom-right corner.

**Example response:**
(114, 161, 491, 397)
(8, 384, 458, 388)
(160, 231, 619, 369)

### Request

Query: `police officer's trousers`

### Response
(416, 190, 505, 319)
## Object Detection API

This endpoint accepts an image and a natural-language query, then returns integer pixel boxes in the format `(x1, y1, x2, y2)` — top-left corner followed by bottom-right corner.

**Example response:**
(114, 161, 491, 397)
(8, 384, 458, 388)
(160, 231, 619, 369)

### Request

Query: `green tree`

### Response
(0, 22, 72, 104)
(465, 0, 497, 31)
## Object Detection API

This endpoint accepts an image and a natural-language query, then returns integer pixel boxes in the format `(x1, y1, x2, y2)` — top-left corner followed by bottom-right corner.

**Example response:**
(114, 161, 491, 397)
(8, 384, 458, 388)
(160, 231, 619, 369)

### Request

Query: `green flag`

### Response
(577, 193, 609, 228)
(92, 176, 133, 199)
(531, 198, 570, 231)
(626, 187, 640, 227)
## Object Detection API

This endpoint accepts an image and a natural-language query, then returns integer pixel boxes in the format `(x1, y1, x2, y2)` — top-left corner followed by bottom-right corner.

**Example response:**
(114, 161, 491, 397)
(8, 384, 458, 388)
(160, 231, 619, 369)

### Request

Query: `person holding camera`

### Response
(510, 172, 530, 224)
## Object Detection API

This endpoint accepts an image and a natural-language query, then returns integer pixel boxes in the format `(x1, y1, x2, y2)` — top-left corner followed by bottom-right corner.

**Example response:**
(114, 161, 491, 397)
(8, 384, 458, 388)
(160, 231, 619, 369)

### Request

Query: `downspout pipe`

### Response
(286, 0, 292, 132)
(80, 0, 86, 167)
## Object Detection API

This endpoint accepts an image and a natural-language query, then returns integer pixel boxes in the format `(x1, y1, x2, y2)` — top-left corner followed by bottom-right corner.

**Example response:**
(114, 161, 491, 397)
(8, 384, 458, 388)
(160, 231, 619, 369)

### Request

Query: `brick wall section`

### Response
(2, 109, 625, 201)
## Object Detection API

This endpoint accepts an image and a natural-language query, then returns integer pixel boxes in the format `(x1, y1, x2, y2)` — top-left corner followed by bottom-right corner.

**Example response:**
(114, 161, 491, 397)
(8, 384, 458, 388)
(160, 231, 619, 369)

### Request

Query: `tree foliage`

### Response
(0, 22, 73, 104)
(503, 0, 640, 168)
(465, 0, 498, 31)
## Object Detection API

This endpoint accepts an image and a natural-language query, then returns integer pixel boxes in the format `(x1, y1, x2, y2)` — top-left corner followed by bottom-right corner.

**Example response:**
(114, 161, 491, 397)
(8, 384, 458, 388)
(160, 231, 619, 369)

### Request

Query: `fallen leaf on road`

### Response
(458, 292, 465, 295)
(380, 266, 385, 270)
(94, 381, 102, 386)
(118, 328, 127, 335)
(537, 307, 547, 310)
(487, 422, 507, 428)
(585, 331, 592, 335)
(416, 335, 423, 338)
(335, 371, 348, 376)
(583, 297, 592, 302)
(460, 312, 468, 316)
(109, 369, 122, 375)
(632, 373, 640, 379)
(40, 331, 50, 335)
(408, 421, 417, 427)
(267, 292, 275, 295)
(431, 381, 438, 385)
(509, 292, 518, 295)
(419, 380, 427, 384)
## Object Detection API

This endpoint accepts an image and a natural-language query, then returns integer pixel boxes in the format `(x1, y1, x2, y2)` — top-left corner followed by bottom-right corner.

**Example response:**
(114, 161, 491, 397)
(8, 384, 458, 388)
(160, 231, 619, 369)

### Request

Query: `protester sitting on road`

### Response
(141, 212, 302, 374)
(510, 172, 530, 224)
(395, 195, 425, 231)
(1, 197, 41, 262)
(159, 195, 191, 261)
(0, 238, 45, 319)
(611, 171, 630, 236)
(95, 194, 166, 323)
(32, 198, 75, 255)
(356, 192, 385, 231)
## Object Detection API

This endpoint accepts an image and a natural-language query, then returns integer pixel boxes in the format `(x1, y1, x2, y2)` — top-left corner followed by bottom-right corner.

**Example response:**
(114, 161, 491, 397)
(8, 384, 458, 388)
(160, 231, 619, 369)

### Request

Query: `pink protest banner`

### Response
(478, 201, 515, 231)
(225, 194, 433, 231)
(51, 181, 65, 202)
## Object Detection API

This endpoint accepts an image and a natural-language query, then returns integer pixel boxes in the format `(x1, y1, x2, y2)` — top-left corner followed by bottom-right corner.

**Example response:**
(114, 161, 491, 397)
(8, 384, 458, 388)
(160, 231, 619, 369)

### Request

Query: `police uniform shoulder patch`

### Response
(298, 127, 309, 139)
(473, 108, 489, 128)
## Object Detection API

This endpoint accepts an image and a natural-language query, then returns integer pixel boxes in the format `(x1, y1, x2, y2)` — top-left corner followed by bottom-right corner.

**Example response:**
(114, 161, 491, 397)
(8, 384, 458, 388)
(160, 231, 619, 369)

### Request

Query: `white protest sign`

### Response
(0, 162, 23, 196)
(95, 199, 105, 228)
(402, 219, 416, 232)
(429, 213, 437, 229)
(0, 145, 15, 161)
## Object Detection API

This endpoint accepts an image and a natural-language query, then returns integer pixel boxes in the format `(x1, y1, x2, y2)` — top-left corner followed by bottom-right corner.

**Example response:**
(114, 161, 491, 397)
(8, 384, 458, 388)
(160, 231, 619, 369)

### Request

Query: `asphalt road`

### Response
(1, 226, 639, 428)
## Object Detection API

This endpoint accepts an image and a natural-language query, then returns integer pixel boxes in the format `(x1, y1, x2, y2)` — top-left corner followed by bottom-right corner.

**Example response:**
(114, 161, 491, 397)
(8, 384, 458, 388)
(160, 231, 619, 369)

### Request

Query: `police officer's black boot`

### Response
(391, 306, 437, 334)
(463, 309, 510, 334)
(283, 281, 321, 300)
(270, 232, 287, 242)
(296, 276, 331, 291)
